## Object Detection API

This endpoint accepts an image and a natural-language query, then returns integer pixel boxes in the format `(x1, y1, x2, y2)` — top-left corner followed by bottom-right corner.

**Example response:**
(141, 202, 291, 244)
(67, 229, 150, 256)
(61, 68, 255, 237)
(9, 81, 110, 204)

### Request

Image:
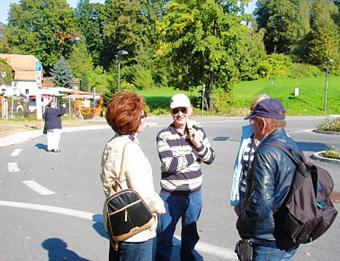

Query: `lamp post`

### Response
(323, 58, 334, 114)
(116, 50, 128, 92)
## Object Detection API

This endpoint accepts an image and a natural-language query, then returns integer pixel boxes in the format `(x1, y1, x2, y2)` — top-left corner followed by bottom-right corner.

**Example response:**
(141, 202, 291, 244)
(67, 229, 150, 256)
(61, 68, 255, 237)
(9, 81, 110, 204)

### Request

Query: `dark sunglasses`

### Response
(172, 107, 188, 115)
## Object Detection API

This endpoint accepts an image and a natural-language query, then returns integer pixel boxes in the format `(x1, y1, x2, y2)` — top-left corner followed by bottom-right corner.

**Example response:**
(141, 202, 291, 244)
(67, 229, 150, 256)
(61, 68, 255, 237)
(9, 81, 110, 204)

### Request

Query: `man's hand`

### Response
(188, 127, 202, 149)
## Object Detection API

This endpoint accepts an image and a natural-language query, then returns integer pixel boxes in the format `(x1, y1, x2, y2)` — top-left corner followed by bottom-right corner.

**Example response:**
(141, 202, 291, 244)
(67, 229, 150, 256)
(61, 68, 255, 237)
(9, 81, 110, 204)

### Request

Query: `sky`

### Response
(0, 0, 256, 25)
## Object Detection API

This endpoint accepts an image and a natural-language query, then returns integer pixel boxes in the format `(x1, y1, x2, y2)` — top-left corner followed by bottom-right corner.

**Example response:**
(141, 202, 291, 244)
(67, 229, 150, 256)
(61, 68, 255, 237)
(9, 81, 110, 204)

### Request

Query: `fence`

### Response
(0, 97, 79, 120)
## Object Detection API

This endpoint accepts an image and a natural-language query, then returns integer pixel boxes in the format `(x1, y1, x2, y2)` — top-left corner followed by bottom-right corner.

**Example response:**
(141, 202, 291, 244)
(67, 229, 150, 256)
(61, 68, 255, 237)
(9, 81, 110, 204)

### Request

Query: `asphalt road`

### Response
(0, 116, 339, 261)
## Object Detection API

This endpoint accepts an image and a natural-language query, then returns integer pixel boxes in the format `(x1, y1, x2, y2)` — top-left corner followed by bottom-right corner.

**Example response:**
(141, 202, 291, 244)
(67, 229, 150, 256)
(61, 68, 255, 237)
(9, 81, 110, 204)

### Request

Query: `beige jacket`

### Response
(100, 134, 165, 242)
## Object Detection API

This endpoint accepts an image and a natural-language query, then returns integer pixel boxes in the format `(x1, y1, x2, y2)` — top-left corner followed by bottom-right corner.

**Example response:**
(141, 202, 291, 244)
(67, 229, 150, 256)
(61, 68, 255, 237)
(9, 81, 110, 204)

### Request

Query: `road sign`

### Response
(35, 61, 42, 71)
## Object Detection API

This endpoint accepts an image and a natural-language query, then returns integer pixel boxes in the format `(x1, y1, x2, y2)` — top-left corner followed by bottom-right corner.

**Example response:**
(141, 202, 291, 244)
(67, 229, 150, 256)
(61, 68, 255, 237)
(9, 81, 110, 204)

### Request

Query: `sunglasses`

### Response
(172, 107, 188, 115)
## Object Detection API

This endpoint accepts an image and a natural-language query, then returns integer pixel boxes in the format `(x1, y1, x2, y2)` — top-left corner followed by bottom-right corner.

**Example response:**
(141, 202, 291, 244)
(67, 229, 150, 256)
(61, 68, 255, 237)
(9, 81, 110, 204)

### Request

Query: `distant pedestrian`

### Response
(155, 93, 215, 261)
(100, 91, 165, 261)
(43, 102, 66, 152)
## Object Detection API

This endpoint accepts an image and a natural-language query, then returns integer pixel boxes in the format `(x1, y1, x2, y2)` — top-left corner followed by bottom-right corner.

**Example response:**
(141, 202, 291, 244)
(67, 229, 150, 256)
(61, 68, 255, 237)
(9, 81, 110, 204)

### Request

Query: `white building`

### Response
(0, 53, 39, 100)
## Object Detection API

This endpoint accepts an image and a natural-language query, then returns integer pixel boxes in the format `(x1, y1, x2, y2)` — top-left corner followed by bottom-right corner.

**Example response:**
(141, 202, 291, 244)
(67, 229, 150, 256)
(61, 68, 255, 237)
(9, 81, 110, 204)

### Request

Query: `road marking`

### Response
(11, 148, 22, 157)
(0, 200, 236, 260)
(8, 162, 20, 172)
(22, 180, 55, 195)
(174, 235, 236, 259)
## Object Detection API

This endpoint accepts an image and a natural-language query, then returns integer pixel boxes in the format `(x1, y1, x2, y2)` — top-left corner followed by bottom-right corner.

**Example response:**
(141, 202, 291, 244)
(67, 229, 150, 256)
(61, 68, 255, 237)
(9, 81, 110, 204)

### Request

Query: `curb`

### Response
(312, 130, 340, 135)
(311, 151, 340, 165)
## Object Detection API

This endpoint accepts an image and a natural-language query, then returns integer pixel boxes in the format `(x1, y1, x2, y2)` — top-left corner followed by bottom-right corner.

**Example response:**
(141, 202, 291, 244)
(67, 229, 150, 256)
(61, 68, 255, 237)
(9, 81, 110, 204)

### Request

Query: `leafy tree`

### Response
(50, 56, 73, 88)
(156, 0, 259, 109)
(75, 0, 106, 66)
(0, 23, 10, 54)
(0, 59, 14, 85)
(68, 37, 94, 79)
(302, 0, 339, 67)
(255, 0, 309, 55)
(6, 0, 78, 72)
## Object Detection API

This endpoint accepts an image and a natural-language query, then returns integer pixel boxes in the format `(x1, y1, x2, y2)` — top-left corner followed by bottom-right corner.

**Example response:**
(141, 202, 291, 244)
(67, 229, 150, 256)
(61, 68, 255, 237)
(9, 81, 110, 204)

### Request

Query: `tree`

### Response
(255, 0, 309, 55)
(156, 0, 259, 109)
(6, 0, 78, 72)
(68, 37, 94, 79)
(302, 0, 339, 66)
(50, 57, 73, 88)
(75, 0, 106, 66)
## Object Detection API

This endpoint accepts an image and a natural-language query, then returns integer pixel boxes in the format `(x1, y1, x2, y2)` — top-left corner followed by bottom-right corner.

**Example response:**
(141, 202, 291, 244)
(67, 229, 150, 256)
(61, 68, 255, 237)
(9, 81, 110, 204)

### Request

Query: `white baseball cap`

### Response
(170, 94, 191, 109)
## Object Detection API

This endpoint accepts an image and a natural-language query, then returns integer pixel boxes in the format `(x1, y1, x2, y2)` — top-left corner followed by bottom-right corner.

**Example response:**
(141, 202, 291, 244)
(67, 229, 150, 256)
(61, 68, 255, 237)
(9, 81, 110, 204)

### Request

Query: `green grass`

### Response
(232, 76, 340, 115)
(136, 76, 340, 116)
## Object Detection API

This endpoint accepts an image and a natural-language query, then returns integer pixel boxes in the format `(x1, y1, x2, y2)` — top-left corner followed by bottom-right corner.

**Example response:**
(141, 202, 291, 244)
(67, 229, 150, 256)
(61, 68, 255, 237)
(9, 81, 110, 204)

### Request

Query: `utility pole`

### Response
(93, 87, 96, 118)
(323, 58, 334, 114)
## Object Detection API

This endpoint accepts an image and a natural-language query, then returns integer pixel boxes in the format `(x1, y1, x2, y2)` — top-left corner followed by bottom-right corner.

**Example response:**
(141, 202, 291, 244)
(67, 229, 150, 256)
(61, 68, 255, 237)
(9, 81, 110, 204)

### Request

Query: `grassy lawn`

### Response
(137, 76, 340, 116)
(232, 76, 340, 115)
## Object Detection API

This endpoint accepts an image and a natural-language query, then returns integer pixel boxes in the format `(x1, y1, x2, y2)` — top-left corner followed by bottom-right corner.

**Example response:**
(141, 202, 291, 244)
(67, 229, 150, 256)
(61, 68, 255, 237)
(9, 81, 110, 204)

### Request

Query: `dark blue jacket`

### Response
(236, 128, 301, 246)
(43, 107, 66, 130)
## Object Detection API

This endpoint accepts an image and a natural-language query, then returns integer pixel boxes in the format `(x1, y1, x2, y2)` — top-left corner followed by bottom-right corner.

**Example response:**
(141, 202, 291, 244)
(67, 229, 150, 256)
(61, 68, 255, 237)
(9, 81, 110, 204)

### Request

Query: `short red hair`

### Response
(106, 92, 146, 135)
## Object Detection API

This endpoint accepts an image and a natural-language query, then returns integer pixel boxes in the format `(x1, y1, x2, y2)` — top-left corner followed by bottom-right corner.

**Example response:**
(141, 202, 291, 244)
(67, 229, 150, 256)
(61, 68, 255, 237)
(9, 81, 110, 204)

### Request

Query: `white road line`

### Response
(11, 148, 22, 157)
(174, 235, 236, 259)
(22, 180, 55, 195)
(7, 162, 20, 172)
(0, 200, 236, 260)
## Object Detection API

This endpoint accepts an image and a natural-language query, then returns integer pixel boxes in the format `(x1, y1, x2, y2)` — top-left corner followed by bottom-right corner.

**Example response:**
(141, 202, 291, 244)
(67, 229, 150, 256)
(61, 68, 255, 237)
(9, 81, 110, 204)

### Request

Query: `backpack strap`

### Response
(266, 142, 304, 165)
(267, 142, 318, 197)
(113, 142, 131, 192)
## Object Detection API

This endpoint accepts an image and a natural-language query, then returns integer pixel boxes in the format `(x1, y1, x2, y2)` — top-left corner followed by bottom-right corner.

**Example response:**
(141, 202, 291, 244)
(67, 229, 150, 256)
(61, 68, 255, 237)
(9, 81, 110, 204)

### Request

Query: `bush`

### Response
(317, 118, 340, 132)
(257, 54, 293, 79)
(212, 88, 233, 114)
(289, 63, 322, 78)
(321, 150, 340, 160)
(80, 108, 95, 119)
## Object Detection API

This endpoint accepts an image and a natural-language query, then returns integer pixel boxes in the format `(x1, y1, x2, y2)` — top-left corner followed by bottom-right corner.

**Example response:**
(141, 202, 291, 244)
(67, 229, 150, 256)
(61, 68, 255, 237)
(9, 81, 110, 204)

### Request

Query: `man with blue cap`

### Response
(236, 98, 301, 260)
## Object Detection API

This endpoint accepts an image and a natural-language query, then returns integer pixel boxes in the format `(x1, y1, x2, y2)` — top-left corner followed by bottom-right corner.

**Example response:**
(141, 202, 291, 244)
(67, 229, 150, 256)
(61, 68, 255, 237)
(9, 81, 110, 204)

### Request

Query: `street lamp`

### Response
(116, 50, 128, 92)
(324, 58, 334, 114)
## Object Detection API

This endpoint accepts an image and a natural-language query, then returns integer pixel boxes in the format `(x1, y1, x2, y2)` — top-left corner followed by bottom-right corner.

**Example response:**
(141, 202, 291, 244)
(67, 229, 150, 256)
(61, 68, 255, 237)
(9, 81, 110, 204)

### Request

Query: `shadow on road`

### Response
(92, 214, 108, 239)
(297, 142, 331, 152)
(42, 238, 90, 261)
(170, 237, 203, 261)
(35, 143, 48, 151)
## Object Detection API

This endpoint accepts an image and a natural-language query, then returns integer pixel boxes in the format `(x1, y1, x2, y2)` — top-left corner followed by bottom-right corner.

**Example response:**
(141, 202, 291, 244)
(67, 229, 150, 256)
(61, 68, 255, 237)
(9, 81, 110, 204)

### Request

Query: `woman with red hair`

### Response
(100, 91, 165, 261)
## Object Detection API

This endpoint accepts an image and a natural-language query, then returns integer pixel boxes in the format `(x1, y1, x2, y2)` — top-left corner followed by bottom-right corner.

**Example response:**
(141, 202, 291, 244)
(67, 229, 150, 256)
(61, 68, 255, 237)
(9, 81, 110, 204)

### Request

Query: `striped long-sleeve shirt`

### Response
(156, 122, 215, 193)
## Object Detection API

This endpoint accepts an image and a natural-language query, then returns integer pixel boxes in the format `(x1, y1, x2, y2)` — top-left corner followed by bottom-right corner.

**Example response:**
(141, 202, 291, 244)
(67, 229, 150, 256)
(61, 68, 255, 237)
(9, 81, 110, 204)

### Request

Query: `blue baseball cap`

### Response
(244, 98, 285, 120)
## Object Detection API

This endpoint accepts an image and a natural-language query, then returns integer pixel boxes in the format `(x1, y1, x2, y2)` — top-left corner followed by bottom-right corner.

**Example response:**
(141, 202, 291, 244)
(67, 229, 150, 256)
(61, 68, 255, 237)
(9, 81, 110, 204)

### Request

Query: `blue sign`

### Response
(35, 61, 42, 71)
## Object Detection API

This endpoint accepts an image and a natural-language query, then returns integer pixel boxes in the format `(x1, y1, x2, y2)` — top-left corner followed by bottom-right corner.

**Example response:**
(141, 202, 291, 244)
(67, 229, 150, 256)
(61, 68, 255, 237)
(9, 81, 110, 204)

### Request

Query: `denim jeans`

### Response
(156, 190, 202, 261)
(109, 238, 154, 261)
(252, 245, 297, 261)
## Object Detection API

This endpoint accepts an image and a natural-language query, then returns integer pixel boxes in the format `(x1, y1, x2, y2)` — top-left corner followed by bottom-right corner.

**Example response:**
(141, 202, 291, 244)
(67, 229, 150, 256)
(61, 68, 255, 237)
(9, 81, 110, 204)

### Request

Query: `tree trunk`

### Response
(205, 72, 214, 110)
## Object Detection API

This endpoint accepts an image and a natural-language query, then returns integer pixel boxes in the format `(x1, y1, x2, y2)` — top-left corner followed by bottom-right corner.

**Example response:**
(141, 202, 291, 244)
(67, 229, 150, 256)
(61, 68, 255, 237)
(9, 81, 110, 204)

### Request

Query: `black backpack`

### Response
(269, 143, 338, 250)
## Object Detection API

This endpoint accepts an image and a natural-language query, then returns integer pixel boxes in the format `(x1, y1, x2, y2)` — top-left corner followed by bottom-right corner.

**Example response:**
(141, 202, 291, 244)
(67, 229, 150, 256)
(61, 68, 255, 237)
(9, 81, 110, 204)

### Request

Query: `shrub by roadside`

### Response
(317, 117, 340, 132)
(316, 118, 340, 160)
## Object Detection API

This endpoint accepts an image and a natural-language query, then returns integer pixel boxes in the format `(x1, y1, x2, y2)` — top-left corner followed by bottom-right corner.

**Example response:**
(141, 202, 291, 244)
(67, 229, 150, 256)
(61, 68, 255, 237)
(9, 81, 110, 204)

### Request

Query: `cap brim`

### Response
(244, 114, 254, 120)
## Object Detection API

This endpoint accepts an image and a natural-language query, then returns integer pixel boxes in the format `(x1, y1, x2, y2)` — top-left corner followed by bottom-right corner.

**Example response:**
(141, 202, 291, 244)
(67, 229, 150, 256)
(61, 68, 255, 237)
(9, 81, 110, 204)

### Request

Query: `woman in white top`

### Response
(100, 91, 165, 261)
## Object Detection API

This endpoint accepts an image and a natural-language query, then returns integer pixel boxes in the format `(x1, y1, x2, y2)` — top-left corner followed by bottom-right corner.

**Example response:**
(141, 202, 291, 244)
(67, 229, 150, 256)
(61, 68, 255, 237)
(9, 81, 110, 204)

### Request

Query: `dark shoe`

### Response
(52, 149, 61, 153)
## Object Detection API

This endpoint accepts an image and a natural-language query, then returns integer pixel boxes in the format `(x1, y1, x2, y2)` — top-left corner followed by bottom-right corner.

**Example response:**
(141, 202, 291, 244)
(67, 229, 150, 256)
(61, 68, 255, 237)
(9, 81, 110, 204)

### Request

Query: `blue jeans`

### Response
(253, 245, 297, 261)
(109, 238, 154, 261)
(156, 190, 202, 261)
